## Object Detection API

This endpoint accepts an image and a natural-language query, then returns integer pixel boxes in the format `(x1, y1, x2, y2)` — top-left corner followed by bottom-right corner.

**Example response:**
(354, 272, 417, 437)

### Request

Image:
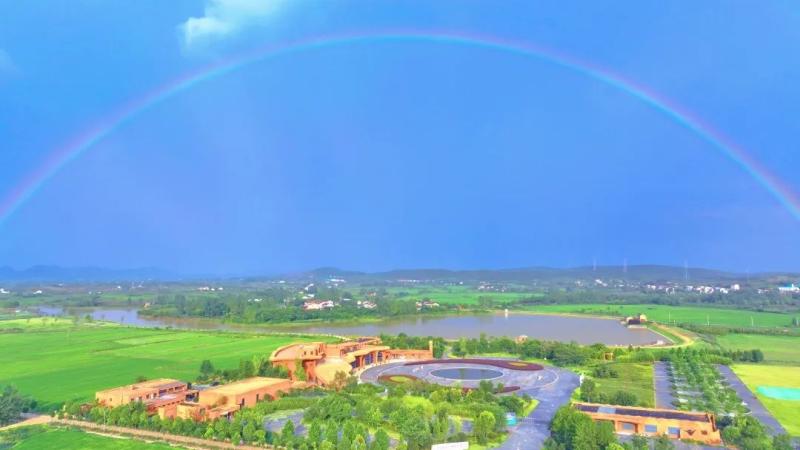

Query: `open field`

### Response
(731, 364, 800, 437)
(592, 363, 655, 407)
(0, 319, 325, 409)
(387, 286, 542, 305)
(525, 304, 797, 328)
(717, 334, 800, 364)
(2, 427, 178, 450)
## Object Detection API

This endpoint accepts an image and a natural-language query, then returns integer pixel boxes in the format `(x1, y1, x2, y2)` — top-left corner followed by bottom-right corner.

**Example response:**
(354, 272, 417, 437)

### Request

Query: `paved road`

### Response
(361, 360, 581, 449)
(498, 367, 581, 450)
(654, 361, 676, 409)
(716, 365, 787, 436)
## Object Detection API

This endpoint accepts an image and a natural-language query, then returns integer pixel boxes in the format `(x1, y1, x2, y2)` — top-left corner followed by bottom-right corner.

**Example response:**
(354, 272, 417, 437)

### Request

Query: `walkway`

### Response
(0, 413, 52, 432)
(654, 361, 676, 410)
(499, 367, 580, 450)
(716, 365, 787, 436)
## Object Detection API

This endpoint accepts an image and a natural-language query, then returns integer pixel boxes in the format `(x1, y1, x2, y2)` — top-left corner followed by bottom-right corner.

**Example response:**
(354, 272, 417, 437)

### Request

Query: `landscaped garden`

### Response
(665, 350, 747, 415)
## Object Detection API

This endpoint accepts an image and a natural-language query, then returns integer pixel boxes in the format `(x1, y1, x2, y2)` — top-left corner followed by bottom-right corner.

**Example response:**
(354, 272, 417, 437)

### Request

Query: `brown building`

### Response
(95, 379, 197, 416)
(270, 336, 433, 385)
(96, 377, 296, 422)
(164, 377, 295, 421)
(574, 402, 722, 445)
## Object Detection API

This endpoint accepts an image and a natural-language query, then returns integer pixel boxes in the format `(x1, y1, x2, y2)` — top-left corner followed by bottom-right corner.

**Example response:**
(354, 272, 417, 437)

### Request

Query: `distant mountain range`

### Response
(0, 265, 177, 283)
(292, 265, 797, 284)
(0, 264, 796, 284)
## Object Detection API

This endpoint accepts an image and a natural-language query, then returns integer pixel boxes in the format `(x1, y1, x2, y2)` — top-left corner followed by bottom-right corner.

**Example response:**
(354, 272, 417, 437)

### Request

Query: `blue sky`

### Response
(1, 1, 799, 275)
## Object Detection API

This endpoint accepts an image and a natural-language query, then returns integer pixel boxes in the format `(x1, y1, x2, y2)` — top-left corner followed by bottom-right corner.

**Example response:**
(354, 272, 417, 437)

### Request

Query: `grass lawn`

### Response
(526, 304, 796, 329)
(717, 334, 800, 364)
(0, 320, 325, 409)
(4, 427, 179, 449)
(592, 362, 655, 407)
(731, 364, 800, 437)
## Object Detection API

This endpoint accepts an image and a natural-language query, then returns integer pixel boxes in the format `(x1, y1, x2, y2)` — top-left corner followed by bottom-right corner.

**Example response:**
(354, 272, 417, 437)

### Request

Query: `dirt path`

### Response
(0, 414, 53, 432)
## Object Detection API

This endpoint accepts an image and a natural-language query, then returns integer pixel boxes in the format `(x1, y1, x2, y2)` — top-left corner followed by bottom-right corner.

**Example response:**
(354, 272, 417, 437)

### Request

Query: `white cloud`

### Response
(179, 0, 284, 50)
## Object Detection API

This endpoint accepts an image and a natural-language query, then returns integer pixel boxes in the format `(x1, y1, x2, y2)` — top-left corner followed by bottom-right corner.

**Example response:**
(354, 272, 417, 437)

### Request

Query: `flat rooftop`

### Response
(203, 377, 290, 396)
(98, 378, 185, 394)
(575, 403, 712, 423)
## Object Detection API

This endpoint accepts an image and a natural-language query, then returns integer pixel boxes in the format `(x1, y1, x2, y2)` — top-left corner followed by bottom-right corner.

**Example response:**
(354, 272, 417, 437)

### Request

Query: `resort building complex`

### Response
(270, 336, 433, 385)
(574, 402, 722, 445)
(96, 377, 299, 422)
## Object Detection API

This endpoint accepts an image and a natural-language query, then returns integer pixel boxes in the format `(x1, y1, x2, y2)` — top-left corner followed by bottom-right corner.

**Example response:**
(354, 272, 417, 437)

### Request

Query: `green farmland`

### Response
(732, 364, 800, 437)
(0, 318, 324, 409)
(717, 334, 800, 364)
(526, 304, 797, 329)
(388, 286, 542, 305)
(592, 363, 655, 407)
(3, 427, 178, 450)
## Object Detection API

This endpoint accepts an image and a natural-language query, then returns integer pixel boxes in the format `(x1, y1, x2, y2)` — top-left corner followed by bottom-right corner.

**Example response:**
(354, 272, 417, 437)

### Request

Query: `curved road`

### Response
(360, 361, 580, 449)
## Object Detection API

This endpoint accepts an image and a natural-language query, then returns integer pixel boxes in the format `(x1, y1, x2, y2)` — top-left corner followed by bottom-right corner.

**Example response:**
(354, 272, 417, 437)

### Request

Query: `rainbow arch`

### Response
(1, 30, 799, 225)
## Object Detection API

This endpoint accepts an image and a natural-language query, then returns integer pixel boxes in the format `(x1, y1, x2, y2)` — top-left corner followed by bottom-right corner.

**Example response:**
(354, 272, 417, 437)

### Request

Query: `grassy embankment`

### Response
(0, 318, 328, 409)
(388, 286, 543, 305)
(0, 427, 178, 450)
(731, 365, 800, 437)
(525, 304, 797, 328)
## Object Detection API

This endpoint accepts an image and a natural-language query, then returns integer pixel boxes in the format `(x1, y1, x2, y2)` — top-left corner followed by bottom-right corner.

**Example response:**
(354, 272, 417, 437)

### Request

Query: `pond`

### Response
(431, 367, 504, 380)
(35, 307, 666, 346)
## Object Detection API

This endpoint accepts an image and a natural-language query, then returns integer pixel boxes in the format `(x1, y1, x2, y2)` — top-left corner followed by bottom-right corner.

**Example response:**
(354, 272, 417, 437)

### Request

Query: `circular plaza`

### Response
(360, 358, 560, 392)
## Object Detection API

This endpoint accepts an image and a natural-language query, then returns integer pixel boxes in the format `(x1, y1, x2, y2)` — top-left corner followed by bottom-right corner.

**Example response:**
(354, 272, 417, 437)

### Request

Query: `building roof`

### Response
(97, 378, 185, 395)
(202, 377, 290, 396)
(574, 402, 712, 423)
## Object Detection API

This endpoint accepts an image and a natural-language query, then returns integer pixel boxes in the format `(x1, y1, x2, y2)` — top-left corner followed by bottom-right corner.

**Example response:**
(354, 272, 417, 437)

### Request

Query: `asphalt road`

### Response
(716, 365, 787, 436)
(654, 361, 677, 409)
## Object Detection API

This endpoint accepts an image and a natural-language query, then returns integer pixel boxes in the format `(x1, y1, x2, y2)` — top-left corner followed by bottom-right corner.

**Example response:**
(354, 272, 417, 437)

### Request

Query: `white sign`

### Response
(431, 443, 469, 450)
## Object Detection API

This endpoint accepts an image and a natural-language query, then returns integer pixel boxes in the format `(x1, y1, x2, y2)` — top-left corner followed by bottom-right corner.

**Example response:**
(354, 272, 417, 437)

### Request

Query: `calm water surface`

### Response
(36, 307, 664, 345)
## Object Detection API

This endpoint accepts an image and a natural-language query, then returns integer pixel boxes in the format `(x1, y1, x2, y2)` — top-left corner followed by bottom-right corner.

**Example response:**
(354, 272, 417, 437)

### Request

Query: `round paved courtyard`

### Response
(360, 358, 560, 391)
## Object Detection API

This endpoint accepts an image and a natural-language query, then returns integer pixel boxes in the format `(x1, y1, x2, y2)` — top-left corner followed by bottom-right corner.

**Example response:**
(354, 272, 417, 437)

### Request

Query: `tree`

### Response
(295, 360, 308, 381)
(629, 434, 649, 450)
(200, 360, 215, 378)
(372, 429, 390, 450)
(0, 386, 34, 426)
(239, 359, 256, 379)
(308, 421, 323, 447)
(281, 420, 296, 446)
(654, 434, 675, 450)
(610, 391, 638, 406)
(474, 411, 496, 445)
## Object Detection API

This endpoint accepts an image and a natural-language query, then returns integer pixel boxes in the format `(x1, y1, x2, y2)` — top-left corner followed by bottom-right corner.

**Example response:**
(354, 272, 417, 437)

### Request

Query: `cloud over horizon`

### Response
(179, 0, 284, 51)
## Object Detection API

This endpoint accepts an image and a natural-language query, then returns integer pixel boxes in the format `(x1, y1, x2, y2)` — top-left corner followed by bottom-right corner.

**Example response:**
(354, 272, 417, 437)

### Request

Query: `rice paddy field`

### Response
(0, 318, 325, 409)
(716, 334, 800, 364)
(526, 304, 797, 329)
(4, 428, 178, 449)
(731, 364, 800, 436)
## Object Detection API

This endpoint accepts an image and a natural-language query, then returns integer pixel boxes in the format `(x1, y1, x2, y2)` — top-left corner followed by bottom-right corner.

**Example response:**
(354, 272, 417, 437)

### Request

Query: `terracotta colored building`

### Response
(95, 379, 197, 416)
(165, 377, 295, 421)
(270, 336, 433, 385)
(574, 402, 722, 445)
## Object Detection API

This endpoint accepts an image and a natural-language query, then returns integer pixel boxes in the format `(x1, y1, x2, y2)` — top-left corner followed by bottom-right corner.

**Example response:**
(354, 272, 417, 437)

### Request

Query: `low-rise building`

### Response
(574, 402, 721, 445)
(95, 379, 197, 416)
(302, 300, 335, 310)
(270, 337, 433, 386)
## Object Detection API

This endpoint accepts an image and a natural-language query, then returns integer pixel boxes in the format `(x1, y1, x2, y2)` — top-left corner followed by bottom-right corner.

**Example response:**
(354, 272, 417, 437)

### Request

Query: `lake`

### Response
(36, 307, 666, 346)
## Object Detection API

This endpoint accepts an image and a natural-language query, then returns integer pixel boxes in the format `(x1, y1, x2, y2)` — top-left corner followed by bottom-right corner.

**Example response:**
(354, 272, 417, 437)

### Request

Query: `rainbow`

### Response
(2, 30, 799, 225)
